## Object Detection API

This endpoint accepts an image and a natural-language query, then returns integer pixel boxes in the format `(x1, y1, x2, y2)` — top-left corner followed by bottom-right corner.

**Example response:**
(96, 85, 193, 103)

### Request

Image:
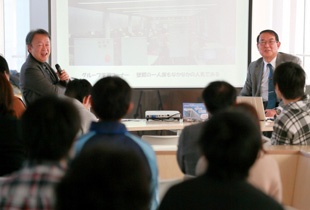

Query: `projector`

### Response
(145, 110, 181, 121)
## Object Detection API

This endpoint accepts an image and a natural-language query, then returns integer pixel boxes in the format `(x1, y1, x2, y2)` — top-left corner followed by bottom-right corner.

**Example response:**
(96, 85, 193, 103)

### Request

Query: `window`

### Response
(2, 0, 30, 71)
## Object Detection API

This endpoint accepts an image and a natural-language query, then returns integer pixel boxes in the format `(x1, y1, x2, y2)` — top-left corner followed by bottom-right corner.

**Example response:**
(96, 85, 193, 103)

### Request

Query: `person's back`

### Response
(160, 111, 283, 210)
(0, 115, 24, 177)
(160, 175, 282, 210)
(0, 73, 25, 176)
(0, 96, 80, 209)
(64, 79, 97, 135)
(57, 144, 150, 210)
(271, 62, 310, 145)
(74, 76, 159, 210)
(177, 81, 237, 175)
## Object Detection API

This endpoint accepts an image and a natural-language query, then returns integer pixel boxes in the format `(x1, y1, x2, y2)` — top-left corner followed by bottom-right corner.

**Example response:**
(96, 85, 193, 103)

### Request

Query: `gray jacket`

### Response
(240, 52, 301, 97)
(20, 54, 66, 106)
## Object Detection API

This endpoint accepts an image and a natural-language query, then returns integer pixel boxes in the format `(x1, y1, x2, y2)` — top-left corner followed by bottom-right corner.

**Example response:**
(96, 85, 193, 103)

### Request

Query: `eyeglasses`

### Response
(258, 40, 277, 46)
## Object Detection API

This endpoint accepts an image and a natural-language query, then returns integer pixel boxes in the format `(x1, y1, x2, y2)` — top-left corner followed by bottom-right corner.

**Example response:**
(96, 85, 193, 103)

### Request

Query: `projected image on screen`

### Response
(53, 0, 249, 88)
(68, 0, 236, 66)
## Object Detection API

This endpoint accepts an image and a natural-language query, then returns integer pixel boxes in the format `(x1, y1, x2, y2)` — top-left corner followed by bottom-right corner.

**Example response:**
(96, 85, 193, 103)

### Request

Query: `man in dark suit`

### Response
(20, 29, 70, 106)
(240, 29, 301, 117)
(177, 81, 236, 176)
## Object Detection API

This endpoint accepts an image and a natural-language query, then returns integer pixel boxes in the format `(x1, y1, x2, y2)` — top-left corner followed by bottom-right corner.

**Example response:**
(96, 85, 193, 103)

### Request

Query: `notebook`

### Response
(236, 96, 266, 121)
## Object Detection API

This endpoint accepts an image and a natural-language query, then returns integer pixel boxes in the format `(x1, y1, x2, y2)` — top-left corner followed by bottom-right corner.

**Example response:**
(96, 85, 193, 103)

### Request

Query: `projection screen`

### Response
(51, 0, 250, 88)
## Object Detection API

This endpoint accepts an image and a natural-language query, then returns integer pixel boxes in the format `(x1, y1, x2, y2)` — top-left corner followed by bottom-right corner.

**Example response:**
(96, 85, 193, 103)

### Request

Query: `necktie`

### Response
(266, 63, 277, 109)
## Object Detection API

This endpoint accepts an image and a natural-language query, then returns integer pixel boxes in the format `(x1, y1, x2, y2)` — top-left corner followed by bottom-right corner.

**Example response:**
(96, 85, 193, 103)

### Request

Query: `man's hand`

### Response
(265, 109, 277, 118)
(57, 70, 70, 81)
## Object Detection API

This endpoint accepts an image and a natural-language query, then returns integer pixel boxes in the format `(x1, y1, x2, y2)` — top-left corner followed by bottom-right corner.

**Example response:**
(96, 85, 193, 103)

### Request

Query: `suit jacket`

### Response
(240, 52, 301, 97)
(177, 122, 204, 176)
(20, 54, 66, 106)
(159, 174, 284, 210)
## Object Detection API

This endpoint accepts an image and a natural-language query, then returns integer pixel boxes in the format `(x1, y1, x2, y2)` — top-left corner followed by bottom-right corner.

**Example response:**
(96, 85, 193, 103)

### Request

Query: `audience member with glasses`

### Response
(240, 29, 301, 118)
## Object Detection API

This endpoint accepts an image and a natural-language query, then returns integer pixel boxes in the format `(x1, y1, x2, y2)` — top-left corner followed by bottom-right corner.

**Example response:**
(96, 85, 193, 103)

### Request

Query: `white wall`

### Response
(251, 0, 302, 61)
(251, 0, 273, 61)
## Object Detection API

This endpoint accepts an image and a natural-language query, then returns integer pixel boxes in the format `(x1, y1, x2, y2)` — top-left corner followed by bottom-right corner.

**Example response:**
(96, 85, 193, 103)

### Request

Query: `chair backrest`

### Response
(141, 135, 179, 145)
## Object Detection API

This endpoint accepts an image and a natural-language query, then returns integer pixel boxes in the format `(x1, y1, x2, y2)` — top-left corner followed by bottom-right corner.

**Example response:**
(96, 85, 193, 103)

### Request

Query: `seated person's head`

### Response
(0, 73, 14, 116)
(232, 102, 265, 147)
(56, 144, 150, 210)
(91, 76, 132, 121)
(0, 56, 10, 79)
(65, 79, 92, 103)
(21, 96, 81, 162)
(199, 110, 261, 180)
(233, 102, 260, 124)
(65, 79, 92, 109)
(202, 81, 236, 115)
(273, 62, 305, 100)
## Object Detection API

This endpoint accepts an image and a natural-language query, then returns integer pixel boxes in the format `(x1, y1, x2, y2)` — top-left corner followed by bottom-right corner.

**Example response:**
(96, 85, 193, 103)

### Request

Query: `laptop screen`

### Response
(183, 103, 208, 122)
(236, 96, 266, 121)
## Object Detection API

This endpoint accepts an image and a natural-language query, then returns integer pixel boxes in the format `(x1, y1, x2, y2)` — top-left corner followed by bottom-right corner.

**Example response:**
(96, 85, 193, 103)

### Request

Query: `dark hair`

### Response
(202, 81, 236, 114)
(56, 144, 150, 210)
(256, 29, 279, 43)
(232, 103, 264, 151)
(65, 79, 92, 103)
(21, 96, 80, 161)
(233, 103, 260, 124)
(199, 110, 261, 180)
(25, 28, 51, 46)
(0, 73, 14, 116)
(91, 76, 131, 121)
(273, 62, 305, 99)
(0, 56, 10, 75)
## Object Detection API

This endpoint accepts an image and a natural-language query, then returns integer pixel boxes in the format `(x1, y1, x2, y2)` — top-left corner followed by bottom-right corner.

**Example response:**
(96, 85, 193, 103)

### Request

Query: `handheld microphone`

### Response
(55, 64, 62, 75)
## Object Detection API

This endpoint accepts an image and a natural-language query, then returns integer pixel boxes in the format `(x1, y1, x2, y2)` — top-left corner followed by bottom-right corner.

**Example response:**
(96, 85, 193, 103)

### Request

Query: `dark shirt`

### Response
(159, 173, 284, 210)
(0, 115, 25, 176)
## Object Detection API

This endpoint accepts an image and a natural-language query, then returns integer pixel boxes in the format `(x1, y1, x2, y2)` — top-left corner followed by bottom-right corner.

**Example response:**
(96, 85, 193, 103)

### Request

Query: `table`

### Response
(122, 119, 193, 132)
(122, 119, 274, 132)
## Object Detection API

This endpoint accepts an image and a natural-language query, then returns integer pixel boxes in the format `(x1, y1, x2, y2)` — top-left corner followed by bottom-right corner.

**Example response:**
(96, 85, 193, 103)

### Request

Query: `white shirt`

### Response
(261, 58, 276, 101)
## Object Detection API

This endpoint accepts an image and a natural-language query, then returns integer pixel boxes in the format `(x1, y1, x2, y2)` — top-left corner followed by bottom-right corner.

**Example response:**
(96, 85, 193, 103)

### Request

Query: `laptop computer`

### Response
(183, 103, 208, 122)
(236, 96, 266, 121)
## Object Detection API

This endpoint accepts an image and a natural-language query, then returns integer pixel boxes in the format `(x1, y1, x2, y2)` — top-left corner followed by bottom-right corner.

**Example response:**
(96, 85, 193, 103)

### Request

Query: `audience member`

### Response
(196, 102, 282, 202)
(20, 29, 70, 106)
(65, 79, 97, 135)
(74, 76, 158, 210)
(159, 111, 284, 210)
(177, 81, 236, 175)
(0, 55, 25, 118)
(240, 29, 301, 117)
(0, 73, 25, 176)
(271, 62, 310, 145)
(56, 144, 150, 210)
(0, 96, 80, 209)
